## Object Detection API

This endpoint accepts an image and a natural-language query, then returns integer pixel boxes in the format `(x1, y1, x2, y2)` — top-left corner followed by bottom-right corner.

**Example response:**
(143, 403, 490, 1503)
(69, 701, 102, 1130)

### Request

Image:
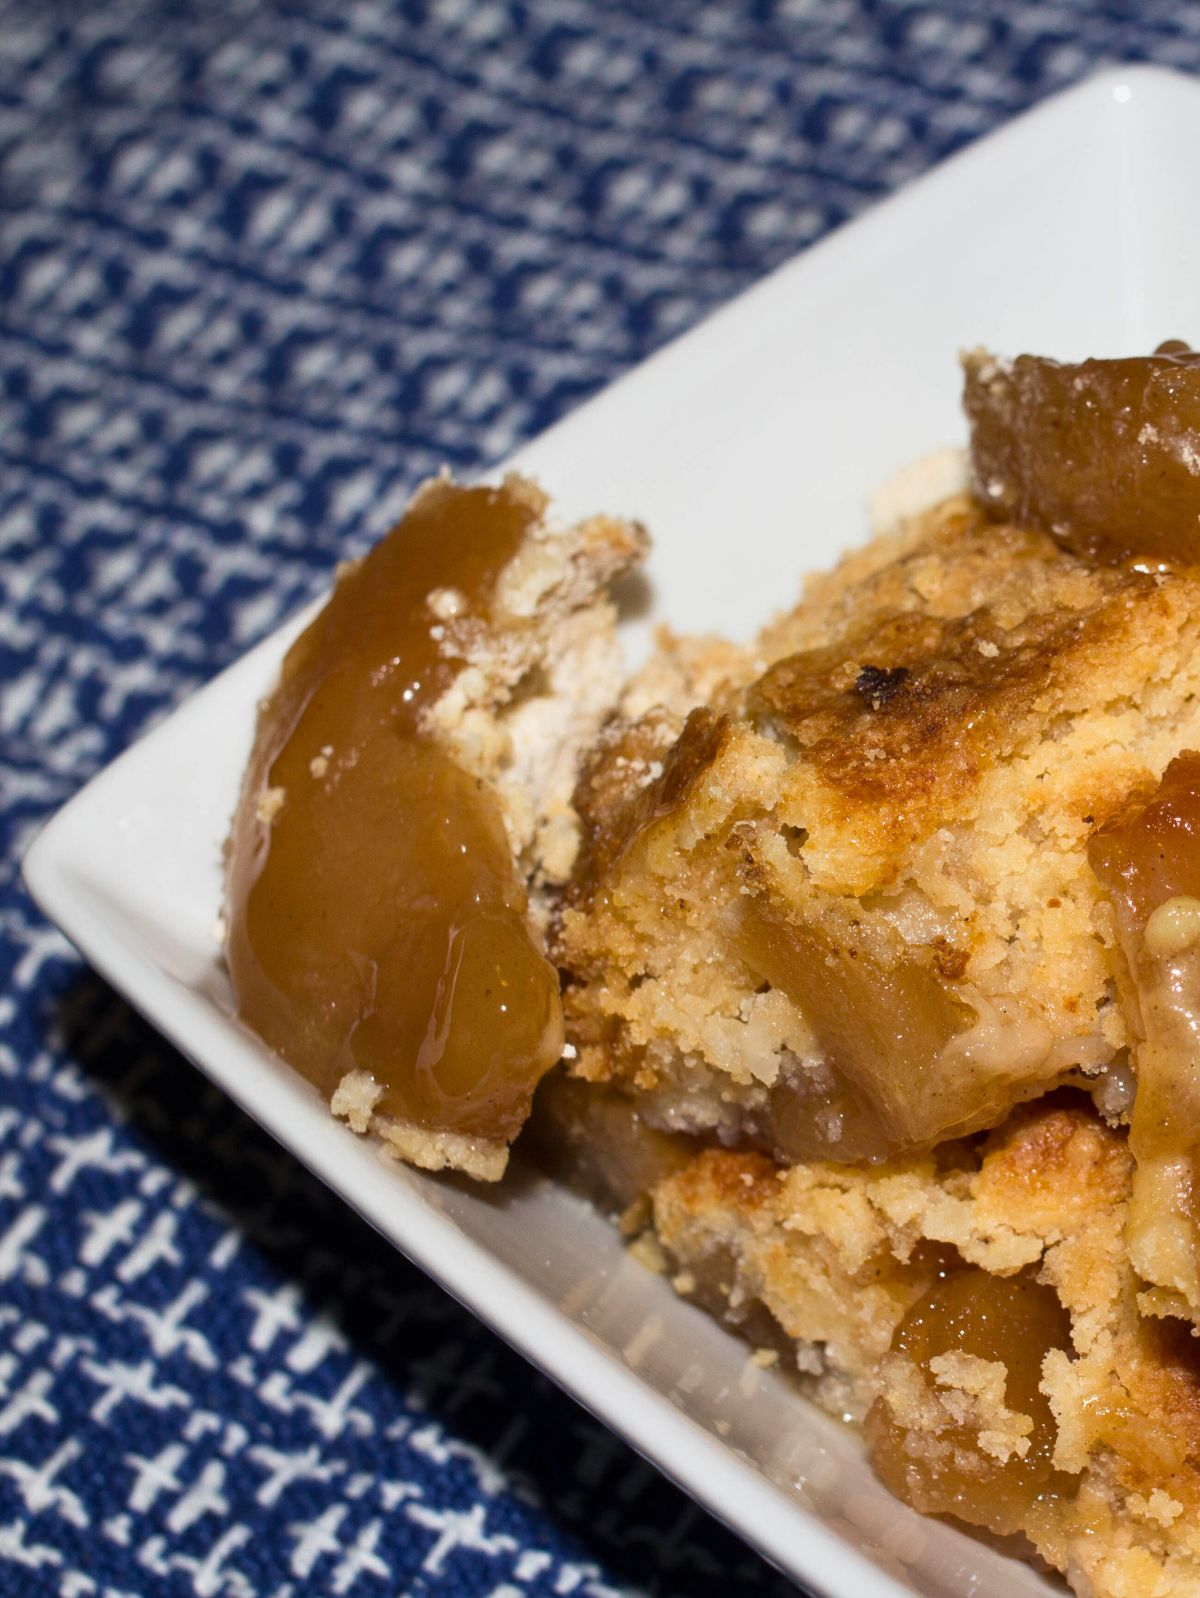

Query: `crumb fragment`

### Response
(255, 786, 285, 824)
(376, 1117, 507, 1182)
(330, 1069, 382, 1133)
(928, 1350, 1033, 1463)
(628, 1232, 668, 1274)
(427, 586, 465, 621)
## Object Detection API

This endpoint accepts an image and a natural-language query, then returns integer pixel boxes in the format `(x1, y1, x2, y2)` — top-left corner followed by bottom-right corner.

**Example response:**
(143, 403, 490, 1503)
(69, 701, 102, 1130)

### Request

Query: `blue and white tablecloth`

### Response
(3, 4, 1198, 1594)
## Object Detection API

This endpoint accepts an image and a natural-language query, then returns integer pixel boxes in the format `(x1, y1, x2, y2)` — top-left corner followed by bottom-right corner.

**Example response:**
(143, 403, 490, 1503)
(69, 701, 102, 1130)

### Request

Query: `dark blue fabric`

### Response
(3, 4, 1197, 1594)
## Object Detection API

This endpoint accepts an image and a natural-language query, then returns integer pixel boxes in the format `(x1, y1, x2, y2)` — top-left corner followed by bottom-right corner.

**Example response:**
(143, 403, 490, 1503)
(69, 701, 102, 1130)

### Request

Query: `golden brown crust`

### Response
(565, 706, 700, 910)
(556, 491, 1200, 1170)
(710, 498, 1200, 877)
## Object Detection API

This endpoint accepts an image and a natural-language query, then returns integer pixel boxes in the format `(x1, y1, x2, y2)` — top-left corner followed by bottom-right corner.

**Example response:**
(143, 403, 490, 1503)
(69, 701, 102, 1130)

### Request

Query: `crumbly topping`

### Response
(927, 1351, 1033, 1462)
(376, 1118, 508, 1183)
(330, 1069, 382, 1134)
(557, 489, 1200, 1181)
(546, 475, 1200, 1596)
(255, 785, 285, 823)
(643, 1102, 1200, 1595)
(421, 482, 647, 912)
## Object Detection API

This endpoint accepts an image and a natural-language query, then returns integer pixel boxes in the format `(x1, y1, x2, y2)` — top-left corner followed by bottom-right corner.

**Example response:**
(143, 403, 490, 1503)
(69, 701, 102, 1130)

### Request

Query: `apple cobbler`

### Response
(226, 473, 646, 1179)
(227, 344, 1200, 1596)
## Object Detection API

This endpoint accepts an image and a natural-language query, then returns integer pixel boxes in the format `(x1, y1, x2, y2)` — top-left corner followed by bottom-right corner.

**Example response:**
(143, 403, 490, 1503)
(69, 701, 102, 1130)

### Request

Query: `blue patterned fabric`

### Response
(4, 4, 1199, 1594)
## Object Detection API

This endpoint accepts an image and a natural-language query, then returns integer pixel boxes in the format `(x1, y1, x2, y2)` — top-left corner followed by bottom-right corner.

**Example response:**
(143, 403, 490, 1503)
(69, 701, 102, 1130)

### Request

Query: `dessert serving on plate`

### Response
(226, 473, 646, 1179)
(227, 343, 1200, 1597)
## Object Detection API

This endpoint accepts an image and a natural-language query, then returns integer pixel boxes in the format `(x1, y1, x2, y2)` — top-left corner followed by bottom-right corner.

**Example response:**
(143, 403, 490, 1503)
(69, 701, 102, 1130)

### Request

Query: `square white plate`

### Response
(25, 64, 1200, 1598)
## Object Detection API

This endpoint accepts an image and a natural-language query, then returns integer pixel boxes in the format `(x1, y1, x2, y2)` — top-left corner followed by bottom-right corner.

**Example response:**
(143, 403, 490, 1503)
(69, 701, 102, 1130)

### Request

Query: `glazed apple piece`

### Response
(735, 898, 974, 1163)
(965, 341, 1200, 564)
(866, 1269, 1074, 1537)
(226, 480, 565, 1177)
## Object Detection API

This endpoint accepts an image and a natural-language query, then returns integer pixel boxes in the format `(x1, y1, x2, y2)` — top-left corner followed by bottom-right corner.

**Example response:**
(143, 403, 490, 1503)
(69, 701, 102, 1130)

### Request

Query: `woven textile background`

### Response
(5, 4, 1200, 1595)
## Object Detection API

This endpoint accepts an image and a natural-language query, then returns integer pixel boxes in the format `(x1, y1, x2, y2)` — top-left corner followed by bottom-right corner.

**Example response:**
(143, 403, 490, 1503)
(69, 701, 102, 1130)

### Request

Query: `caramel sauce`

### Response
(866, 1270, 1074, 1536)
(1089, 753, 1200, 1313)
(226, 480, 565, 1146)
(965, 342, 1200, 564)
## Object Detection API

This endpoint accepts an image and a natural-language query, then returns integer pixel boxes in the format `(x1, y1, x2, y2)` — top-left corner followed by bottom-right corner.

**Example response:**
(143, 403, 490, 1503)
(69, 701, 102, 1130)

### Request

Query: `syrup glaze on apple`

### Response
(226, 480, 564, 1147)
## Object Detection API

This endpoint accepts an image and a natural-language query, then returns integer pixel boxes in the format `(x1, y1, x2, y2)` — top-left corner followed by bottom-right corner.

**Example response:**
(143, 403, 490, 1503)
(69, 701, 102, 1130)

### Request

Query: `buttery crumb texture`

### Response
(557, 491, 1200, 1160)
(546, 476, 1200, 1596)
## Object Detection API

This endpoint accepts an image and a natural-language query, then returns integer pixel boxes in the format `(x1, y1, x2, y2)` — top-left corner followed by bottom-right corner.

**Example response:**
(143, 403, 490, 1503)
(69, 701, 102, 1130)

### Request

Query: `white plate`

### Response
(24, 64, 1198, 1598)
